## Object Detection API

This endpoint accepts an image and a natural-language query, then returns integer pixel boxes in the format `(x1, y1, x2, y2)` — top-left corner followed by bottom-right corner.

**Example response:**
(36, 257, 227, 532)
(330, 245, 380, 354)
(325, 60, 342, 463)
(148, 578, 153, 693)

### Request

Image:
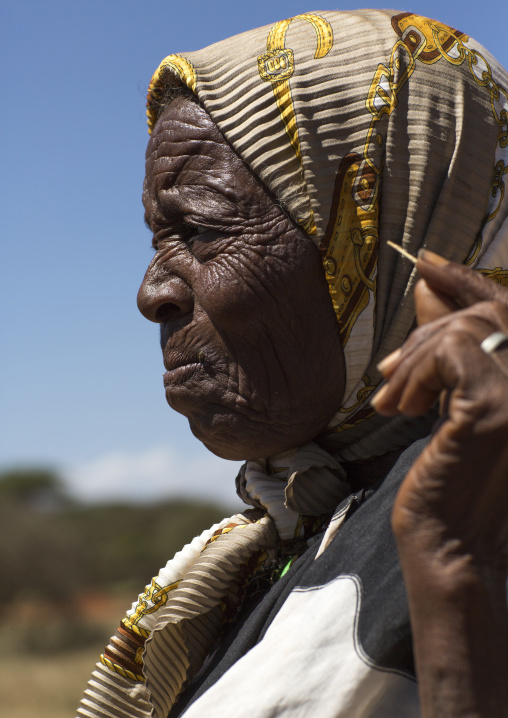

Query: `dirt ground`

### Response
(0, 649, 101, 718)
(0, 592, 130, 718)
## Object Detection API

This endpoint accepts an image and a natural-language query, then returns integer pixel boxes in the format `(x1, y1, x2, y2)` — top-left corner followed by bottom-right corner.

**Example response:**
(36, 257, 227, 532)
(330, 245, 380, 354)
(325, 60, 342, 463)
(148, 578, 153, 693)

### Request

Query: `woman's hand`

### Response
(372, 252, 508, 717)
(374, 253, 508, 561)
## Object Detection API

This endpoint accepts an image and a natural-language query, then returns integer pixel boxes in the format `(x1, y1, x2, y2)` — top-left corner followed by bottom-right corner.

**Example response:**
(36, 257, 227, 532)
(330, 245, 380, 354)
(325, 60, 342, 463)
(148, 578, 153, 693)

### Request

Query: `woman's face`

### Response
(138, 96, 345, 460)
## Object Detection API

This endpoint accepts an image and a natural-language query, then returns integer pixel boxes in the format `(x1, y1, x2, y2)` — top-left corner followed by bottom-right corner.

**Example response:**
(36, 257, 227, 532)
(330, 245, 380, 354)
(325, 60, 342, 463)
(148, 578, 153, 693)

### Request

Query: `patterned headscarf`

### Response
(145, 9, 508, 457)
(78, 11, 508, 718)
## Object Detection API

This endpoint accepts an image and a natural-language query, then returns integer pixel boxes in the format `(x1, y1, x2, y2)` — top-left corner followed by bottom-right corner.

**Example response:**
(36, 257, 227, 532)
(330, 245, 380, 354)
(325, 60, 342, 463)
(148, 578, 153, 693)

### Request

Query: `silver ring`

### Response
(480, 331, 508, 355)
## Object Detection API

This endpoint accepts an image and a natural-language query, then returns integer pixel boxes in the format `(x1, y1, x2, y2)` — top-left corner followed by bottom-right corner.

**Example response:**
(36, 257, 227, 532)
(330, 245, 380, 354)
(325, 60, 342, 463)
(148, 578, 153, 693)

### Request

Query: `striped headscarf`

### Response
(146, 9, 508, 457)
(78, 11, 508, 718)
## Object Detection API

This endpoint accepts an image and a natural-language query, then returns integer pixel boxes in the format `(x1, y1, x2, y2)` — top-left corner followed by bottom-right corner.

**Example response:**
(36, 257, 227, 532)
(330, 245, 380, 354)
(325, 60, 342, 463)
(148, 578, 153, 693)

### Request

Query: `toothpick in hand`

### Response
(386, 241, 417, 264)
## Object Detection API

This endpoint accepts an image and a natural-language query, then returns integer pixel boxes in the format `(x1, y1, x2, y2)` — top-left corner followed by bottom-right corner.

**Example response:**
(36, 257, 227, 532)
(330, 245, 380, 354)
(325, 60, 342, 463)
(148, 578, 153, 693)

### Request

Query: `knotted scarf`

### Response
(77, 444, 349, 718)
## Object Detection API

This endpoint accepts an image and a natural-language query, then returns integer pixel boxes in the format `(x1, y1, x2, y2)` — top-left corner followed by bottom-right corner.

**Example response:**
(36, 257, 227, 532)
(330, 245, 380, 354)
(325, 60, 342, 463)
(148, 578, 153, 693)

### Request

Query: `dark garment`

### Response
(171, 437, 429, 718)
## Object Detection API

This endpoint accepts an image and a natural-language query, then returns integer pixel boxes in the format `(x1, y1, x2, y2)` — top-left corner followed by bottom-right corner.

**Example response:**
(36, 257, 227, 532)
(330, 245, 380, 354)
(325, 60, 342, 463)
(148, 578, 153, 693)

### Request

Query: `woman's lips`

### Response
(163, 362, 202, 387)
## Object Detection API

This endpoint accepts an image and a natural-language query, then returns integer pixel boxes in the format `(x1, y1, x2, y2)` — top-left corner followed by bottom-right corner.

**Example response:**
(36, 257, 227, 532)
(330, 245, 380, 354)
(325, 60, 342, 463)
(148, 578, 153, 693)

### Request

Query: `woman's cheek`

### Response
(199, 259, 270, 321)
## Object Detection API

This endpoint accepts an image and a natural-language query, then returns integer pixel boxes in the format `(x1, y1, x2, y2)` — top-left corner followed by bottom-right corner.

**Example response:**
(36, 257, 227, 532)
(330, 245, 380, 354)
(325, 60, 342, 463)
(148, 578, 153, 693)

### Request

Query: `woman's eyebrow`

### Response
(157, 185, 237, 225)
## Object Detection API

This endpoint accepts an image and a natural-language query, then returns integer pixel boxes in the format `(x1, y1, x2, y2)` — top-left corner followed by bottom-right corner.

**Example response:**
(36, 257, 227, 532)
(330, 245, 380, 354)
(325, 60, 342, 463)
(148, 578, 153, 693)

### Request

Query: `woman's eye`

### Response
(152, 225, 220, 256)
(189, 225, 219, 243)
(188, 226, 218, 244)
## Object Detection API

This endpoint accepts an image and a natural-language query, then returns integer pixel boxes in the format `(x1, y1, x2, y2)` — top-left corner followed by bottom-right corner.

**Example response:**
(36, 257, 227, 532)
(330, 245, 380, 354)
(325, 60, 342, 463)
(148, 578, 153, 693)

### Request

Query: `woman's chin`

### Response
(189, 416, 328, 462)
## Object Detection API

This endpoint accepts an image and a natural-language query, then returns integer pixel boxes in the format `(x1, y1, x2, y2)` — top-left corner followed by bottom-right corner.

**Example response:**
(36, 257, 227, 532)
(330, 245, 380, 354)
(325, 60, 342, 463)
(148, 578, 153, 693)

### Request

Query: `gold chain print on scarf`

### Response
(125, 577, 181, 630)
(95, 519, 261, 688)
(97, 577, 181, 682)
(322, 13, 508, 431)
(321, 153, 378, 348)
(478, 266, 508, 286)
(321, 13, 470, 345)
(257, 14, 334, 235)
(390, 13, 508, 270)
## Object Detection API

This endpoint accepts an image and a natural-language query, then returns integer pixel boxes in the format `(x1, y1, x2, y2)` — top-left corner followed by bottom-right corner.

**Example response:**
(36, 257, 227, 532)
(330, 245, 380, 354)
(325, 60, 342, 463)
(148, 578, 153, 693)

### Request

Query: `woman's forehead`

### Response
(145, 100, 234, 192)
(143, 99, 270, 226)
(146, 98, 222, 161)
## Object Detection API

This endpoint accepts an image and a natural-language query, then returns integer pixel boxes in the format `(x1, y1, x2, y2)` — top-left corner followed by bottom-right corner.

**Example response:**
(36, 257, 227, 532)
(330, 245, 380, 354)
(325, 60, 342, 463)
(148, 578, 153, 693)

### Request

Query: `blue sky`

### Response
(2, 0, 507, 504)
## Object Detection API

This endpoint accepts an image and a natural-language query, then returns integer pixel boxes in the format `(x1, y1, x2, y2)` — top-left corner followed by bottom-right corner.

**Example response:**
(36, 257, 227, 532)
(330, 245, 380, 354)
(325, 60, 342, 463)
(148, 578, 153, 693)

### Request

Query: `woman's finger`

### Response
(416, 251, 508, 308)
(373, 317, 501, 416)
(414, 278, 460, 326)
(372, 336, 445, 416)
(378, 295, 508, 381)
(395, 349, 447, 416)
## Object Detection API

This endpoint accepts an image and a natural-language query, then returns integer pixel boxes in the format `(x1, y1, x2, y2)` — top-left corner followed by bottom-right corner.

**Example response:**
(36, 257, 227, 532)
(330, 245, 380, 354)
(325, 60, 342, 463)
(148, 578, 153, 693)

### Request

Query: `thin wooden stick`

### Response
(387, 240, 417, 264)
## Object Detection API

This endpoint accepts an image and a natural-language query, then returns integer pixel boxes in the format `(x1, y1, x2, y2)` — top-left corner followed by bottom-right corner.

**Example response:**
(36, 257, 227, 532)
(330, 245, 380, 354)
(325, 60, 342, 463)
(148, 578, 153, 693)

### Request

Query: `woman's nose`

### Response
(137, 267, 194, 324)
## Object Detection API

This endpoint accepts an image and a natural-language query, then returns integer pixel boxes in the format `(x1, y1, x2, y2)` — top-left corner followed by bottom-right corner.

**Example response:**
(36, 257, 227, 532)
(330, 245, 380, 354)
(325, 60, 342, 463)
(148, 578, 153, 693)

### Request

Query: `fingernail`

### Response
(370, 383, 390, 410)
(377, 348, 402, 375)
(417, 249, 449, 266)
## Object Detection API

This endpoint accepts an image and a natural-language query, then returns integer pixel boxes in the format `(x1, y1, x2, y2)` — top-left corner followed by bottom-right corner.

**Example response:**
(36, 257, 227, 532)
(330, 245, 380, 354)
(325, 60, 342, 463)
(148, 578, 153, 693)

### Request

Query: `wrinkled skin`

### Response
(138, 97, 345, 460)
(373, 256, 508, 717)
(375, 257, 508, 569)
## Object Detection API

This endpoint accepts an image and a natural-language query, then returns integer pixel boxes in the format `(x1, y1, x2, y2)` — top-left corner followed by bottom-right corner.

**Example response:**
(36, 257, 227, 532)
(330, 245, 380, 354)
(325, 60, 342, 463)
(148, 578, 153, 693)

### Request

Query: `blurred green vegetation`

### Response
(0, 467, 235, 655)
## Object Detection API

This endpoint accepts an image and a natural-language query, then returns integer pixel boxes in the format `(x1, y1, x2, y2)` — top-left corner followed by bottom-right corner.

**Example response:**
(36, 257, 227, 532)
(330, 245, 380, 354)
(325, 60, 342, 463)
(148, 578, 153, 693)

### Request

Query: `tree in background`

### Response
(0, 467, 233, 653)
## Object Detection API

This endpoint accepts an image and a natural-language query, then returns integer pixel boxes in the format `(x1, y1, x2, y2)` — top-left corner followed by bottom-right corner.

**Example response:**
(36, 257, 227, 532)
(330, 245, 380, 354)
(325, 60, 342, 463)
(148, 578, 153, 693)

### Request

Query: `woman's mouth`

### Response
(163, 362, 203, 387)
(163, 350, 208, 387)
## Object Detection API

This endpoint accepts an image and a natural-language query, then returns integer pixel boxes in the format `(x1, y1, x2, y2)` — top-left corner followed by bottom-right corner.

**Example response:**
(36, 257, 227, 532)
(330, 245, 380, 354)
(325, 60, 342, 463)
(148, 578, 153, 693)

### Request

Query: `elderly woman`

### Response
(79, 10, 508, 718)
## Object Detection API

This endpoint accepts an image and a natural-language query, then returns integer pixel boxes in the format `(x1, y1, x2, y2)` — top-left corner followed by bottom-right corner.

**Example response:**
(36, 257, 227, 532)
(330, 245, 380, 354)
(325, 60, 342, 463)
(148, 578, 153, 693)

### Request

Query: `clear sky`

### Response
(2, 0, 507, 505)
